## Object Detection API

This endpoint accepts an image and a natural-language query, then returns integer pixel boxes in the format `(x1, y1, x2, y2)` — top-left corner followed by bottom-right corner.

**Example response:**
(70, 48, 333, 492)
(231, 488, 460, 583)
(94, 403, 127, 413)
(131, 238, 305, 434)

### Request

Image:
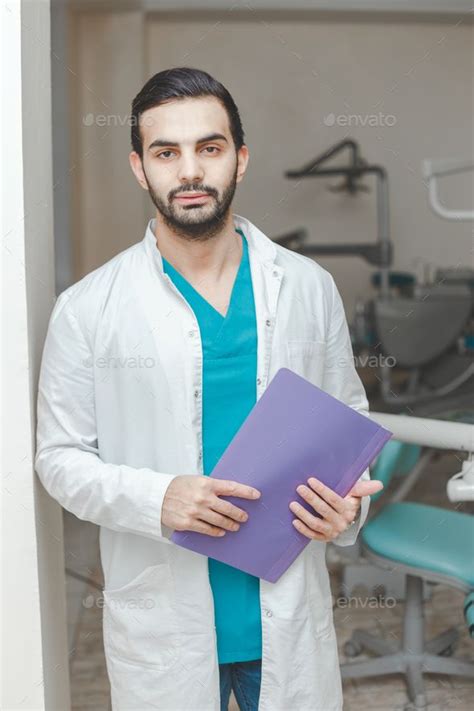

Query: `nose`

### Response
(177, 150, 205, 185)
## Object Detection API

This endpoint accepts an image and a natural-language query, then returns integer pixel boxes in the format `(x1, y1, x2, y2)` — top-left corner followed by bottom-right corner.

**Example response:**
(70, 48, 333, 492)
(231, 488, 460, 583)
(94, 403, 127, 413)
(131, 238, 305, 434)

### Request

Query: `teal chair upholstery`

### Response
(464, 592, 474, 638)
(370, 439, 422, 503)
(341, 442, 474, 710)
(363, 503, 474, 587)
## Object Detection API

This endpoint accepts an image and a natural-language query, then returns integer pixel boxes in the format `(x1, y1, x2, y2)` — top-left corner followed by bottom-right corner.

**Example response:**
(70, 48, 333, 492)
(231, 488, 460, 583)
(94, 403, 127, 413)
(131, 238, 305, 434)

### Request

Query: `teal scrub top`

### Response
(162, 228, 262, 664)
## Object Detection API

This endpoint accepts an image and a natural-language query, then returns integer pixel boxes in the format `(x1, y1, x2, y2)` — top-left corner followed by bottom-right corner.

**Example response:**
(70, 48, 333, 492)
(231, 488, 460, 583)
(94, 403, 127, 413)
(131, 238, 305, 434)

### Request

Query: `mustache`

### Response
(171, 186, 218, 199)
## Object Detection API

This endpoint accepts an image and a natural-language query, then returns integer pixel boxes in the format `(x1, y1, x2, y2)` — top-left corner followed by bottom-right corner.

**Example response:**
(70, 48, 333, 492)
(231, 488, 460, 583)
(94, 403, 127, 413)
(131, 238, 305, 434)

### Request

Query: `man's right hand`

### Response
(161, 475, 261, 537)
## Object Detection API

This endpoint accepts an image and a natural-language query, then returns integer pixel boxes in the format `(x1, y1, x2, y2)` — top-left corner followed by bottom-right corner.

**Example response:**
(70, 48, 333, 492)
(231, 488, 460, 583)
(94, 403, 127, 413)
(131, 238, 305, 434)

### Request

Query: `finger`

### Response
(291, 517, 327, 541)
(289, 501, 332, 536)
(344, 501, 360, 523)
(191, 520, 227, 537)
(306, 477, 345, 514)
(349, 479, 384, 498)
(296, 484, 339, 524)
(211, 496, 249, 523)
(202, 508, 242, 532)
(213, 479, 261, 500)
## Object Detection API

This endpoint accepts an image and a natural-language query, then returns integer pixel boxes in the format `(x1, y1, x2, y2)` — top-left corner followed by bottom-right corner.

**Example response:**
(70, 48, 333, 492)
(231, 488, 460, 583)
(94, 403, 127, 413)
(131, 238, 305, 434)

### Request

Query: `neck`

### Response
(153, 211, 242, 283)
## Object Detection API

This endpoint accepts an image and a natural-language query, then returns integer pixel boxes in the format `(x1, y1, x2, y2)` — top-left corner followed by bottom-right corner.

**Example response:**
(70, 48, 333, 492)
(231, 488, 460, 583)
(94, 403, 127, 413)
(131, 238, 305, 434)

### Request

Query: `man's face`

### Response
(130, 97, 248, 240)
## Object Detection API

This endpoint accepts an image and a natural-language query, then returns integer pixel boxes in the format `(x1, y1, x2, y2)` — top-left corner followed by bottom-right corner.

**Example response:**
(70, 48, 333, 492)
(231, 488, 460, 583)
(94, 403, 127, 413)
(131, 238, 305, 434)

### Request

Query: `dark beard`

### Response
(143, 162, 238, 242)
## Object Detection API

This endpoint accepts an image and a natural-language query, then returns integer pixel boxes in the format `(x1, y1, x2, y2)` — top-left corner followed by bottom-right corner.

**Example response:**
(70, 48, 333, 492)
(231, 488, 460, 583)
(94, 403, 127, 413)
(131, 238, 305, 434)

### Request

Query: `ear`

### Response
(235, 144, 250, 185)
(129, 151, 149, 191)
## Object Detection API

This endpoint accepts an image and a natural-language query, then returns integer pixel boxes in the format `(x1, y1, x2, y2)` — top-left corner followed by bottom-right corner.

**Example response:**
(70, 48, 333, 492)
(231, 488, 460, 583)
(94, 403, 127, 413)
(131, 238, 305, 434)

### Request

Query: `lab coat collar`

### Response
(142, 212, 278, 275)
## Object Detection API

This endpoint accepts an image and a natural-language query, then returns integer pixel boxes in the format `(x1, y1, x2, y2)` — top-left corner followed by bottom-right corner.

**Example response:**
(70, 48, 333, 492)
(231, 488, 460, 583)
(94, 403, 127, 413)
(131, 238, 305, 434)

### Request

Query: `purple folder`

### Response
(171, 367, 392, 583)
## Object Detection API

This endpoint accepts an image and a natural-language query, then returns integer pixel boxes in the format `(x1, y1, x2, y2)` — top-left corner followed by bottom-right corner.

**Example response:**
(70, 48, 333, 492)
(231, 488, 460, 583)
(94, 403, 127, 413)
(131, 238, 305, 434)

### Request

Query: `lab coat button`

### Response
(265, 319, 271, 327)
(188, 330, 195, 337)
(194, 389, 199, 398)
(273, 270, 279, 277)
(257, 377, 262, 385)
(264, 608, 273, 617)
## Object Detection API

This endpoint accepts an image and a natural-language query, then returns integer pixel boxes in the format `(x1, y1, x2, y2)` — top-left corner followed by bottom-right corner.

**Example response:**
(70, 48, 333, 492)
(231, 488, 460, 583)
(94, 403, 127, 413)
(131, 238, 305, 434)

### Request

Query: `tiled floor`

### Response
(69, 452, 474, 710)
(336, 575, 473, 710)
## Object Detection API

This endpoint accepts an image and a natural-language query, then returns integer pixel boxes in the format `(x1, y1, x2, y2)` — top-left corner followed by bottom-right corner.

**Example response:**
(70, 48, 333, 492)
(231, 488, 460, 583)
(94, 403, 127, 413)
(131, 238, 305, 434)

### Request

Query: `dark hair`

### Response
(131, 66, 245, 158)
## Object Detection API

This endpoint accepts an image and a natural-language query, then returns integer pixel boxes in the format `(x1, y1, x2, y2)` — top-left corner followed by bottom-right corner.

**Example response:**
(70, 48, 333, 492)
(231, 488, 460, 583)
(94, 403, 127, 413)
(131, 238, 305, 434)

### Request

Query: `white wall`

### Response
(2, 0, 70, 708)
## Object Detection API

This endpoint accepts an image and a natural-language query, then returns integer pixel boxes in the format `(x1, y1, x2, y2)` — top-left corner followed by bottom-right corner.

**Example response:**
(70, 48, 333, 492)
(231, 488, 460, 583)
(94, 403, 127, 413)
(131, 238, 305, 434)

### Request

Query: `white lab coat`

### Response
(35, 213, 371, 711)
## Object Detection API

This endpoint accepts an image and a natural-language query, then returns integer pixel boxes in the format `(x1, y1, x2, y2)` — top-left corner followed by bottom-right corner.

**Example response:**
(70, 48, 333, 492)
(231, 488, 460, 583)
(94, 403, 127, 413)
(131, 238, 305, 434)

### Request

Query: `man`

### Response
(35, 67, 382, 711)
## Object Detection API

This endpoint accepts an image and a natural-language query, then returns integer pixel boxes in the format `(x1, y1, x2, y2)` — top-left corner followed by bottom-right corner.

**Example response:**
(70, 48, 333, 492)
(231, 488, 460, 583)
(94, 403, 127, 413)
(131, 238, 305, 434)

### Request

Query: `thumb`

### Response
(349, 479, 384, 498)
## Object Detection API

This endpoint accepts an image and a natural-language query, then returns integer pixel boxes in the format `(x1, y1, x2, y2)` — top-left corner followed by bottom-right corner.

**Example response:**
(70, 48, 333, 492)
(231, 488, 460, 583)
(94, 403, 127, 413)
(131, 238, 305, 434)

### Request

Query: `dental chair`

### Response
(340, 440, 432, 601)
(341, 436, 474, 710)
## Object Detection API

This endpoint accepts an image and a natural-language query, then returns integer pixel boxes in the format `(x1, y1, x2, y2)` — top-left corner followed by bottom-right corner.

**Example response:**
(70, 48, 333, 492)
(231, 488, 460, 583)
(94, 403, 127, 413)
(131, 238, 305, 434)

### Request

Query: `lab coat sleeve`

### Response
(34, 291, 179, 543)
(320, 274, 372, 547)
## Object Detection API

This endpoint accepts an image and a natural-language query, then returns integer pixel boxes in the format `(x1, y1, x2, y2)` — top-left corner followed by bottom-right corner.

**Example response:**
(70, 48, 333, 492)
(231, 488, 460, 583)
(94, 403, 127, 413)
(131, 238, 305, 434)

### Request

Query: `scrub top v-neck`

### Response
(162, 228, 262, 664)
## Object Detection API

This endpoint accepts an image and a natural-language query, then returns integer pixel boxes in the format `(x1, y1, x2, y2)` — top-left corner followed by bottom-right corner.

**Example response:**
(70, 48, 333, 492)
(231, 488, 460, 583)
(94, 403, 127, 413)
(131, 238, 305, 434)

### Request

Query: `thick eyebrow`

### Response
(147, 132, 228, 152)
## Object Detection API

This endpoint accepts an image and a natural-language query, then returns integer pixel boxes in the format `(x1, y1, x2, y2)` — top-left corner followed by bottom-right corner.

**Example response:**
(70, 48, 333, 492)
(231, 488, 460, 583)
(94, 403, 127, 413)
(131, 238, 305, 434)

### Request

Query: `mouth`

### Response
(174, 193, 210, 204)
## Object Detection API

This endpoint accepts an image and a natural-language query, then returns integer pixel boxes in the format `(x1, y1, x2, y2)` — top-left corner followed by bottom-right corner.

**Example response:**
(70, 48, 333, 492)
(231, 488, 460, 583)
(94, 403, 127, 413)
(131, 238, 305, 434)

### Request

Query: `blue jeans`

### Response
(219, 659, 262, 711)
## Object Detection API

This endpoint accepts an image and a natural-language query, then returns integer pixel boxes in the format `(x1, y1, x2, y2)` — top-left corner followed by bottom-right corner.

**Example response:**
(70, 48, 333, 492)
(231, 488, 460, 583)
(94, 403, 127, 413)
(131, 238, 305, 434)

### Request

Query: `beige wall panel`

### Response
(72, 10, 146, 278)
(71, 12, 472, 315)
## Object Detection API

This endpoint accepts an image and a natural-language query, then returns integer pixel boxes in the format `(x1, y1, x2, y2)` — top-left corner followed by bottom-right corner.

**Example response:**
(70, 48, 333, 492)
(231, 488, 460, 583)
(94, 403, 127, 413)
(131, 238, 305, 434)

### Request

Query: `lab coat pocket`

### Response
(103, 563, 180, 670)
(286, 339, 326, 386)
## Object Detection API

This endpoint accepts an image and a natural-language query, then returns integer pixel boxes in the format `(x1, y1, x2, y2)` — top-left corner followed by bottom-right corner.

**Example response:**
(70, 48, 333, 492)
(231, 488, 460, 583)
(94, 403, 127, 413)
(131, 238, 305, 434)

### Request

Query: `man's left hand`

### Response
(289, 477, 383, 542)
